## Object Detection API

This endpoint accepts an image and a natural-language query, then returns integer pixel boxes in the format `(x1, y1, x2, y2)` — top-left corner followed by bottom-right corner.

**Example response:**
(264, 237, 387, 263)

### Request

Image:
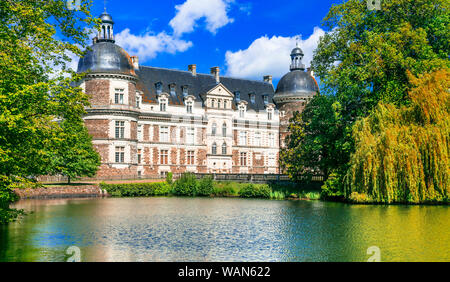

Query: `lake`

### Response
(0, 197, 448, 262)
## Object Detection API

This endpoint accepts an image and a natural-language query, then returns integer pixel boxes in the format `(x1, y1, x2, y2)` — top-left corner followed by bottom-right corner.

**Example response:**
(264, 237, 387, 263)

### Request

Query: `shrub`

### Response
(321, 173, 345, 201)
(173, 173, 198, 196)
(197, 176, 214, 196)
(213, 182, 237, 197)
(238, 184, 271, 198)
(348, 192, 371, 204)
(100, 182, 171, 197)
(165, 172, 173, 185)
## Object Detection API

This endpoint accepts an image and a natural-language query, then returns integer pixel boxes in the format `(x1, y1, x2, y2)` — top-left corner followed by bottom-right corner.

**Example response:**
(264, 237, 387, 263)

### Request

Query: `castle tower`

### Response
(273, 45, 319, 149)
(77, 11, 140, 179)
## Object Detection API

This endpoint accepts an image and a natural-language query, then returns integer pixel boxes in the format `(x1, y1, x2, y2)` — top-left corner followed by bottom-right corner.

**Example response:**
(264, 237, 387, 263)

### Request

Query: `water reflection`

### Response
(0, 198, 448, 262)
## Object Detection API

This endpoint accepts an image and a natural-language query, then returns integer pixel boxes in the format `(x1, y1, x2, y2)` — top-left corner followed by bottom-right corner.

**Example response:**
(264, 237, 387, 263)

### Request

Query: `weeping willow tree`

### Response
(345, 69, 449, 203)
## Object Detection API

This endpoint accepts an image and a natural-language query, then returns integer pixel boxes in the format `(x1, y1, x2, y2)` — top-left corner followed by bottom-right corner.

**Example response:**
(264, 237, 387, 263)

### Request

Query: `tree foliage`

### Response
(345, 69, 449, 203)
(280, 95, 351, 181)
(0, 0, 99, 223)
(280, 0, 449, 200)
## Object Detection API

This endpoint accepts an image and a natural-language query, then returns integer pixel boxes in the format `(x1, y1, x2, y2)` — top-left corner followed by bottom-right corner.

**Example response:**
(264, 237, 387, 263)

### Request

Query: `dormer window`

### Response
(224, 100, 227, 109)
(211, 99, 215, 108)
(186, 101, 193, 114)
(218, 99, 221, 109)
(239, 105, 246, 118)
(268, 110, 273, 120)
(235, 91, 240, 101)
(159, 97, 168, 112)
(182, 85, 188, 96)
(250, 93, 256, 103)
(155, 82, 162, 95)
(169, 84, 176, 96)
(263, 95, 269, 104)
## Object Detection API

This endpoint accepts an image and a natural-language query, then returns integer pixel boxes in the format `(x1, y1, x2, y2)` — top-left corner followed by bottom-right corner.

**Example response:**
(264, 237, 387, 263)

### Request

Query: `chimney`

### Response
(188, 64, 197, 76)
(263, 75, 272, 84)
(307, 67, 314, 77)
(211, 67, 220, 84)
(131, 56, 139, 70)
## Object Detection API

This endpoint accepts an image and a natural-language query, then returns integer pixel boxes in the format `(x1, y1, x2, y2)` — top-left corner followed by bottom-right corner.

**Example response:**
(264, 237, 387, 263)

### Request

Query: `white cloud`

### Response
(169, 0, 234, 37)
(115, 29, 193, 61)
(225, 27, 325, 79)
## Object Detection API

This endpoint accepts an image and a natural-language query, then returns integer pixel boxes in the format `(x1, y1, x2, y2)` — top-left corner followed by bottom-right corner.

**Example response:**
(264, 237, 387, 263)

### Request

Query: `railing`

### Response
(38, 173, 324, 184)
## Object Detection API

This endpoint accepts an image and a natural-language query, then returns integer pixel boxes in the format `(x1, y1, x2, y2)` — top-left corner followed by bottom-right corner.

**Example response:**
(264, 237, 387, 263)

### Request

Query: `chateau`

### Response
(77, 11, 318, 179)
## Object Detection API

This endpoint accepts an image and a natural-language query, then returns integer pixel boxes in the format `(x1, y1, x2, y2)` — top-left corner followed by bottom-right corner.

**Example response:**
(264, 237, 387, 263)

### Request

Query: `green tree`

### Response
(50, 119, 101, 184)
(280, 95, 351, 181)
(0, 0, 98, 223)
(345, 69, 449, 203)
(285, 0, 450, 197)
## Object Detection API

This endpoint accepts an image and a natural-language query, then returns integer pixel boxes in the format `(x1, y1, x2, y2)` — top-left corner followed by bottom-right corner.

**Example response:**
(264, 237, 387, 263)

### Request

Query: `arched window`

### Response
(212, 123, 217, 136)
(107, 26, 111, 39)
(222, 143, 227, 155)
(222, 123, 227, 137)
(212, 143, 217, 155)
(102, 26, 106, 39)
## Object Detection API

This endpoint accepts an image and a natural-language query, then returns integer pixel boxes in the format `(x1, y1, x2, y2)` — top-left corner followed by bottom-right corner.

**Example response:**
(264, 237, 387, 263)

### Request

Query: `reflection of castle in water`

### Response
(77, 11, 318, 179)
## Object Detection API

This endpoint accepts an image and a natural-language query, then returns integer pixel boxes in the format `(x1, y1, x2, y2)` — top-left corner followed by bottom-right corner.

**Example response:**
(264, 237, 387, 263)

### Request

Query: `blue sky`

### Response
(88, 0, 343, 87)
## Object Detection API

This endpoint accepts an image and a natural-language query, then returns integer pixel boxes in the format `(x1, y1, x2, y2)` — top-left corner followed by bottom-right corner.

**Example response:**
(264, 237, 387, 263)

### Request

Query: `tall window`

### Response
(187, 127, 195, 144)
(239, 106, 245, 118)
(137, 149, 142, 164)
(268, 153, 276, 167)
(114, 88, 124, 104)
(239, 131, 247, 146)
(137, 125, 143, 141)
(211, 123, 217, 136)
(222, 123, 227, 137)
(115, 147, 125, 163)
(115, 121, 125, 139)
(240, 152, 247, 166)
(187, 151, 195, 165)
(160, 100, 167, 112)
(186, 101, 193, 113)
(224, 100, 227, 109)
(211, 99, 215, 108)
(222, 143, 227, 155)
(136, 95, 141, 108)
(269, 133, 275, 147)
(160, 150, 168, 164)
(218, 99, 221, 109)
(212, 143, 217, 155)
(160, 126, 169, 142)
(268, 110, 273, 120)
(254, 132, 261, 147)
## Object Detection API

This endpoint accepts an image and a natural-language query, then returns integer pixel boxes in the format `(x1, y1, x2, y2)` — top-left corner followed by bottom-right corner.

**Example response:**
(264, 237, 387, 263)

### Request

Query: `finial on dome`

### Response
(97, 9, 115, 43)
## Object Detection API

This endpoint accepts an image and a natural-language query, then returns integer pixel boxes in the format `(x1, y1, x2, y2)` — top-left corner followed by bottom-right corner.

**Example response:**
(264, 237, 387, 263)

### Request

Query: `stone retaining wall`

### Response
(14, 185, 106, 199)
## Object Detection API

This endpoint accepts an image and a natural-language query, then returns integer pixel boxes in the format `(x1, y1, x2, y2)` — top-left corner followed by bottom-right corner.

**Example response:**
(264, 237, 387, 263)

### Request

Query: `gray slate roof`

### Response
(136, 66, 275, 111)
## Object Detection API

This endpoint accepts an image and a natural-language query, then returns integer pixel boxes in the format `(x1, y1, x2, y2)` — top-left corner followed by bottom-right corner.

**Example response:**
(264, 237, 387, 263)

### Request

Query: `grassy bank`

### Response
(99, 173, 321, 201)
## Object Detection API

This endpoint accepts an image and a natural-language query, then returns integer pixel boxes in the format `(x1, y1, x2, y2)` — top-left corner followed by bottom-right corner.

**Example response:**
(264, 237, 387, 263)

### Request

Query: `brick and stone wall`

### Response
(14, 185, 103, 199)
(85, 79, 110, 106)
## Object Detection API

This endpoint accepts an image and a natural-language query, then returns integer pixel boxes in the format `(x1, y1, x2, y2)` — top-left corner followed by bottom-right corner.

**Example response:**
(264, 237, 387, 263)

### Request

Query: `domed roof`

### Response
(77, 41, 136, 76)
(274, 70, 318, 104)
(291, 47, 303, 56)
(99, 11, 114, 24)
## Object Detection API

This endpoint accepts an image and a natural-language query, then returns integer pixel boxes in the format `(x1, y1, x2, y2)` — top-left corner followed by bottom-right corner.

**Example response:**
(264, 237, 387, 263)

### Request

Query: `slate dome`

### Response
(77, 42, 135, 76)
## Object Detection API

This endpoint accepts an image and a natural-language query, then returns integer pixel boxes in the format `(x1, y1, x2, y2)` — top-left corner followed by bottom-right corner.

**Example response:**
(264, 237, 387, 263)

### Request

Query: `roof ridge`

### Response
(139, 65, 272, 85)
